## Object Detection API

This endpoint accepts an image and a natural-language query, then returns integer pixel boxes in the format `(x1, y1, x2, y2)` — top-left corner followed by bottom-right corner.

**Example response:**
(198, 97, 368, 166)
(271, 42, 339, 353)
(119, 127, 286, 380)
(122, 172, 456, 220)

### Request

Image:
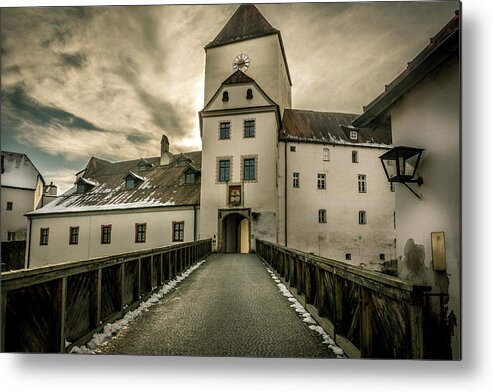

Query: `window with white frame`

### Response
(290, 146, 296, 152)
(359, 210, 367, 225)
(7, 232, 16, 241)
(318, 209, 327, 223)
(317, 173, 326, 190)
(323, 148, 330, 161)
(292, 172, 299, 188)
(69, 226, 79, 245)
(350, 131, 358, 140)
(358, 174, 366, 193)
(6, 201, 13, 211)
(40, 228, 49, 246)
(173, 221, 184, 242)
(352, 150, 358, 163)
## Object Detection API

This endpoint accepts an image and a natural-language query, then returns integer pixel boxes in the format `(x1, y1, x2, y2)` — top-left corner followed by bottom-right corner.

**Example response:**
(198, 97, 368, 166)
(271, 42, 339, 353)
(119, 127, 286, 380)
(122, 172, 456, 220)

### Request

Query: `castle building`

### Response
(25, 4, 395, 270)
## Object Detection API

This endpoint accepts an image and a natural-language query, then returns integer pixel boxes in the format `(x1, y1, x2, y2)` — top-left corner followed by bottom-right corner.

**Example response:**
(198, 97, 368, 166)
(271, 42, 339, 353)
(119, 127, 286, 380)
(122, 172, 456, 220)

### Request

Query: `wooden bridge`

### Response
(1, 239, 433, 358)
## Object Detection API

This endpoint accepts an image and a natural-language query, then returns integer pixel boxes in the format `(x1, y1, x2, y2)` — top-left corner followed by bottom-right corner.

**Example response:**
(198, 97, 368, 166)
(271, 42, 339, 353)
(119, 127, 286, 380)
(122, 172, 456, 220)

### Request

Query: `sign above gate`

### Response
(229, 185, 241, 207)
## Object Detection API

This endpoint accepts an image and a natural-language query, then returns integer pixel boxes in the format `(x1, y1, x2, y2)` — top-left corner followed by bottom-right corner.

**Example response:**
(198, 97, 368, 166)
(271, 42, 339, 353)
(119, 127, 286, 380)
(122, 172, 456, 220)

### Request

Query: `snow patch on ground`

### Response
(70, 260, 206, 354)
(264, 263, 346, 359)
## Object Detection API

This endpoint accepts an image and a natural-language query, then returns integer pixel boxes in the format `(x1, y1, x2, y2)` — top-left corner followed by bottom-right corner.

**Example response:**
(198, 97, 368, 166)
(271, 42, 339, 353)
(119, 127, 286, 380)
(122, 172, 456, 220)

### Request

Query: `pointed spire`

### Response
(205, 4, 278, 49)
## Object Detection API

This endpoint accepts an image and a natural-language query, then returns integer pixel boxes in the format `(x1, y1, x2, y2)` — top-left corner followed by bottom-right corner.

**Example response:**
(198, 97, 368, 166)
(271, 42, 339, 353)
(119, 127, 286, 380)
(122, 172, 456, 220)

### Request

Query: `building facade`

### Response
(353, 11, 460, 359)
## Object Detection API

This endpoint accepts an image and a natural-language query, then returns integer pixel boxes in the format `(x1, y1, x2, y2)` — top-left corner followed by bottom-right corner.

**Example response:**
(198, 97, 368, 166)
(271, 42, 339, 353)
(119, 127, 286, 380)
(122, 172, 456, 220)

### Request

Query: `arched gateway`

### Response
(219, 210, 250, 253)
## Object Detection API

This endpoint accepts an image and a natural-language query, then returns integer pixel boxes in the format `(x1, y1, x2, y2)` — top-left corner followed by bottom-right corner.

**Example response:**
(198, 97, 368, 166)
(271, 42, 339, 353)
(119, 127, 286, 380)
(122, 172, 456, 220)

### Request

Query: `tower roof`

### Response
(205, 4, 279, 49)
(223, 70, 255, 85)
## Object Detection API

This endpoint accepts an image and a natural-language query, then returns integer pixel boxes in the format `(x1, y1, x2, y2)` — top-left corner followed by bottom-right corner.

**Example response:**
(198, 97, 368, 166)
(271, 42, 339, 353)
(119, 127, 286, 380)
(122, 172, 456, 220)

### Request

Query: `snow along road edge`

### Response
(69, 260, 207, 354)
(264, 265, 346, 358)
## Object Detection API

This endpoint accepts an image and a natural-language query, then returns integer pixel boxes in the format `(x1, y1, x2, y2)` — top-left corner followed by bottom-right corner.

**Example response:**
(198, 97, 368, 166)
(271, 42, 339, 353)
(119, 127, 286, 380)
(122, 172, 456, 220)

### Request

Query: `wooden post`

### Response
(408, 287, 427, 359)
(360, 287, 373, 358)
(334, 275, 343, 334)
(149, 255, 154, 290)
(91, 269, 102, 328)
(157, 254, 163, 287)
(117, 263, 125, 311)
(137, 258, 142, 299)
(0, 291, 6, 352)
(56, 277, 67, 353)
(317, 268, 326, 317)
(289, 255, 295, 287)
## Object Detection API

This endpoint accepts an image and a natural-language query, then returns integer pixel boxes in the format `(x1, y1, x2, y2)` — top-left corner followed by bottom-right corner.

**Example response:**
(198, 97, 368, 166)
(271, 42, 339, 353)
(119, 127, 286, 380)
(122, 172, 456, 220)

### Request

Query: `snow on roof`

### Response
(76, 177, 97, 186)
(127, 170, 146, 182)
(1, 151, 44, 189)
(28, 151, 202, 216)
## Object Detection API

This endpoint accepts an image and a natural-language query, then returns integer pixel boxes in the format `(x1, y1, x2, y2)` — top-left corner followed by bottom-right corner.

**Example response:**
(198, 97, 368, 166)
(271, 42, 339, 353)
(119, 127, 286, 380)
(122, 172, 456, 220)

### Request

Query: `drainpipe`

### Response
(284, 141, 288, 247)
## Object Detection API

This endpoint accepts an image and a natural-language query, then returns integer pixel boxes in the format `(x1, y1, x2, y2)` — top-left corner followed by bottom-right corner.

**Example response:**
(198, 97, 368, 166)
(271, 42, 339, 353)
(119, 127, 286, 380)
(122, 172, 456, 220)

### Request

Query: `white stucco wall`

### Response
(278, 142, 396, 269)
(200, 109, 279, 250)
(204, 34, 291, 113)
(391, 57, 460, 359)
(27, 206, 198, 267)
(1, 187, 35, 242)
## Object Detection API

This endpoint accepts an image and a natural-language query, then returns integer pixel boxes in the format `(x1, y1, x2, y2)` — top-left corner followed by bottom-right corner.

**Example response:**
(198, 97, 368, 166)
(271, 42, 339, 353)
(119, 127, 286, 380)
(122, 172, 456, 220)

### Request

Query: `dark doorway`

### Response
(220, 213, 250, 253)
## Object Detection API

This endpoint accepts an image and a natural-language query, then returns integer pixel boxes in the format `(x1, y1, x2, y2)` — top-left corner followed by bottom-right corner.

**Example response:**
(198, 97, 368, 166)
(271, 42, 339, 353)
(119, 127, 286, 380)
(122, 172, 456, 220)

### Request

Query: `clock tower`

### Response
(203, 4, 292, 115)
(199, 4, 287, 253)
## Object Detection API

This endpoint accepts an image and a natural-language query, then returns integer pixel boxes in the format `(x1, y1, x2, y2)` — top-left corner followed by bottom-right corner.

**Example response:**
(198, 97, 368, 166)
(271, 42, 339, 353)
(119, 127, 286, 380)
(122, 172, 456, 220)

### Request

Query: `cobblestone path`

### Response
(99, 253, 336, 358)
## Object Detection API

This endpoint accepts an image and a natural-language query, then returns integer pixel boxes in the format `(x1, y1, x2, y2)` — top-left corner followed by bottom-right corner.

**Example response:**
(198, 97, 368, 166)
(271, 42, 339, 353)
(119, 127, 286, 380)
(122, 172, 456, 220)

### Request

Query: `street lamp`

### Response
(379, 146, 424, 199)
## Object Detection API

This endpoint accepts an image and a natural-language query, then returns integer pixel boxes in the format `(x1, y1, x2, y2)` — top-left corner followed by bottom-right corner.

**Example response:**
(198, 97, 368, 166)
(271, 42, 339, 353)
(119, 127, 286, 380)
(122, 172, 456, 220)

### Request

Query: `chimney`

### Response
(48, 182, 57, 196)
(160, 133, 173, 165)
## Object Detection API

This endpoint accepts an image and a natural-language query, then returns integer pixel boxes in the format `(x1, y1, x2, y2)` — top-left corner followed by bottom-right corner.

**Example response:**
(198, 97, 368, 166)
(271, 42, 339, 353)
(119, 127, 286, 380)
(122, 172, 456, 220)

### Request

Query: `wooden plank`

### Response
(92, 269, 102, 328)
(408, 304, 425, 359)
(57, 277, 67, 353)
(1, 291, 7, 352)
(118, 263, 125, 311)
(334, 275, 343, 335)
(360, 286, 373, 358)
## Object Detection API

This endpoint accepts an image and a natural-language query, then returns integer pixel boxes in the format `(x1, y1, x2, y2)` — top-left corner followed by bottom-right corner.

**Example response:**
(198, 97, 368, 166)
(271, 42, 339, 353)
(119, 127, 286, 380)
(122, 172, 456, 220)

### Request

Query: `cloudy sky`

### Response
(1, 1, 459, 193)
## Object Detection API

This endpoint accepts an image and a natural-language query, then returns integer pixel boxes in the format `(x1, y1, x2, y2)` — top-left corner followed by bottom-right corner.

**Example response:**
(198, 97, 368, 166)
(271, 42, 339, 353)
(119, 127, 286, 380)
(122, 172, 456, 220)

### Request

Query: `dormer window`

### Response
(350, 130, 358, 140)
(177, 157, 188, 167)
(75, 178, 96, 194)
(246, 88, 253, 100)
(222, 91, 229, 102)
(125, 171, 145, 190)
(137, 158, 153, 172)
(184, 166, 200, 184)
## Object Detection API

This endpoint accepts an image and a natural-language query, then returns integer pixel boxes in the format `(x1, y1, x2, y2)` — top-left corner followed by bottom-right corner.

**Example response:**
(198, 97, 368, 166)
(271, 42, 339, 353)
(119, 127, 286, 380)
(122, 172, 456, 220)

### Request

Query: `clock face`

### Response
(233, 53, 250, 72)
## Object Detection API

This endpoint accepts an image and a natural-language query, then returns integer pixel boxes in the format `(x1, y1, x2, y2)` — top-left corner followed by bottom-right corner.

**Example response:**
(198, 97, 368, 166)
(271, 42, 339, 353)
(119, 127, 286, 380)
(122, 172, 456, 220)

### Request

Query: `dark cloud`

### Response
(59, 52, 87, 69)
(2, 85, 105, 132)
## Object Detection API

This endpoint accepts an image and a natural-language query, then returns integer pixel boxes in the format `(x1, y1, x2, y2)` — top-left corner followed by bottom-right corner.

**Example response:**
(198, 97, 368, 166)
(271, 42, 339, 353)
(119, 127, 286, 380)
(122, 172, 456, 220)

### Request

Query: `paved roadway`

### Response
(98, 253, 336, 358)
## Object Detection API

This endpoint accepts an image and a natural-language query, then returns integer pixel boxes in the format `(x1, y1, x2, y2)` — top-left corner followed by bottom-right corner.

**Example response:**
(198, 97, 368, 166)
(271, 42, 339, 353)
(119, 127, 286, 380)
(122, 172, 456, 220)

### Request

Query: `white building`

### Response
(199, 4, 395, 268)
(25, 136, 201, 268)
(1, 151, 57, 269)
(352, 11, 460, 359)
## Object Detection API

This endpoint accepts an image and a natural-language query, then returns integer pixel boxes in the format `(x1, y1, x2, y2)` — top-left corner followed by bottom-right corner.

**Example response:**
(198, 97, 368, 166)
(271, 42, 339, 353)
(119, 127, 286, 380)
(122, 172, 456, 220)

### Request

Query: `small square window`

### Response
(323, 148, 330, 161)
(173, 221, 184, 242)
(317, 173, 326, 190)
(345, 253, 352, 261)
(292, 172, 299, 188)
(135, 223, 146, 243)
(318, 209, 327, 223)
(380, 253, 385, 261)
(290, 146, 296, 152)
(352, 150, 358, 163)
(350, 131, 358, 140)
(7, 232, 16, 241)
(101, 225, 112, 244)
(40, 228, 49, 246)
(6, 201, 13, 211)
(219, 122, 230, 140)
(69, 226, 79, 245)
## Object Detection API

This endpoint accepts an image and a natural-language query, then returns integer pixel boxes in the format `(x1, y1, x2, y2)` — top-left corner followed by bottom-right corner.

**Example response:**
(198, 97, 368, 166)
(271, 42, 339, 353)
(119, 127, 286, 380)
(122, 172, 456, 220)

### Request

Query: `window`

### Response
(40, 228, 49, 246)
(345, 253, 352, 261)
(350, 130, 358, 140)
(246, 88, 253, 100)
(222, 91, 229, 102)
(290, 146, 296, 152)
(126, 178, 135, 190)
(358, 174, 367, 193)
(69, 226, 79, 245)
(76, 183, 86, 194)
(6, 201, 13, 211)
(323, 148, 330, 161)
(173, 221, 184, 242)
(101, 225, 111, 244)
(380, 254, 385, 261)
(318, 209, 327, 223)
(7, 232, 16, 241)
(317, 173, 326, 190)
(390, 182, 395, 192)
(135, 223, 146, 243)
(352, 150, 358, 163)
(185, 171, 196, 184)
(359, 210, 367, 225)
(243, 158, 255, 181)
(219, 159, 230, 182)
(292, 172, 299, 188)
(219, 122, 230, 140)
(244, 119, 255, 138)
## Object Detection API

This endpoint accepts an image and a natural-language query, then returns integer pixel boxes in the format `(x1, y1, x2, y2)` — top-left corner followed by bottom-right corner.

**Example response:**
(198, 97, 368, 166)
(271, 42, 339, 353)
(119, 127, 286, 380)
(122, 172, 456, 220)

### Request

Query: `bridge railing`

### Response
(256, 240, 430, 359)
(1, 239, 212, 353)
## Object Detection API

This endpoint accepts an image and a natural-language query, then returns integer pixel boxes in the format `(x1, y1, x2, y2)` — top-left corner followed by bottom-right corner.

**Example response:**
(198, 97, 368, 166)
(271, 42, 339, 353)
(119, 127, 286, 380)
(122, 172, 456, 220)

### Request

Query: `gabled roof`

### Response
(1, 150, 44, 189)
(223, 70, 255, 85)
(281, 109, 391, 147)
(352, 10, 460, 127)
(27, 151, 202, 216)
(75, 177, 96, 187)
(125, 171, 146, 182)
(137, 158, 154, 168)
(205, 4, 279, 49)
